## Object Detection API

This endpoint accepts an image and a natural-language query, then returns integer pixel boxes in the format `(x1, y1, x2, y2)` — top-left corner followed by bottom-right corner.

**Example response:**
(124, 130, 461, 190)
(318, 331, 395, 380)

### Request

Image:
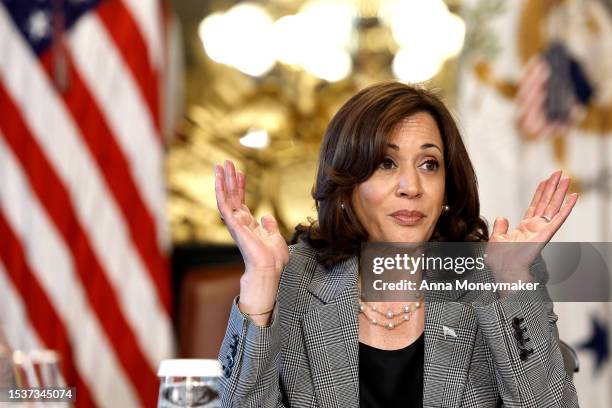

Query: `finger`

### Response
(215, 164, 236, 224)
(550, 193, 578, 231)
(543, 176, 570, 218)
(534, 170, 562, 216)
(237, 170, 246, 205)
(491, 217, 509, 237)
(524, 180, 546, 218)
(242, 206, 259, 230)
(224, 160, 240, 208)
(260, 214, 280, 235)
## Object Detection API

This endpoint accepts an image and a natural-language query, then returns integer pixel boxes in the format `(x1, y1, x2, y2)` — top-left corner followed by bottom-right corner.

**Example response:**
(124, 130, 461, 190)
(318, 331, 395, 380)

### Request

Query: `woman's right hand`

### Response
(214, 160, 289, 324)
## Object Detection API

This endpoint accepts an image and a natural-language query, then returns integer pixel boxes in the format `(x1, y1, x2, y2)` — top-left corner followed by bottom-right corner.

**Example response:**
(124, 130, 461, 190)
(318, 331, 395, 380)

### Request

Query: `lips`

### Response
(389, 210, 425, 226)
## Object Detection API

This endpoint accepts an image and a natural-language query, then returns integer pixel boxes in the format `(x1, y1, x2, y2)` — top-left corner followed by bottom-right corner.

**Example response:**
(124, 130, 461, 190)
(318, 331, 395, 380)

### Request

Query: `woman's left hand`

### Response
(485, 170, 578, 288)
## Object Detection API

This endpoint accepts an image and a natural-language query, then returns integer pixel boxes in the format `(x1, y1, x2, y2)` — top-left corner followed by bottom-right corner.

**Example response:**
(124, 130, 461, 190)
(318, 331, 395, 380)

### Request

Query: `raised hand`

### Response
(485, 170, 578, 288)
(214, 160, 289, 322)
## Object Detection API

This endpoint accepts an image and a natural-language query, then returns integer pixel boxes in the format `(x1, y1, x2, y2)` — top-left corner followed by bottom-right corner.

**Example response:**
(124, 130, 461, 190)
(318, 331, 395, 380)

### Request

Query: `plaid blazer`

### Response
(218, 242, 579, 407)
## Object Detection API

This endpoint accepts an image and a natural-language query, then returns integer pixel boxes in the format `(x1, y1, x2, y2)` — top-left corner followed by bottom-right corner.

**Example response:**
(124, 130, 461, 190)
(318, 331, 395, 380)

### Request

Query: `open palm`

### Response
(486, 170, 578, 282)
(215, 160, 289, 275)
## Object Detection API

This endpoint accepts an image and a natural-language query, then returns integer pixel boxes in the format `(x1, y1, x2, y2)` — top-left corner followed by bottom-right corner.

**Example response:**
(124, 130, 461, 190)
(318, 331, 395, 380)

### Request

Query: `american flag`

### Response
(0, 0, 174, 407)
(515, 42, 593, 140)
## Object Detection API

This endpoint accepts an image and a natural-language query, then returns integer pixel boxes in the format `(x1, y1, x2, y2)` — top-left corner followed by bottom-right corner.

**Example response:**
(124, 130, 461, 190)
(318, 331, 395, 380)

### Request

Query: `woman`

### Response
(214, 82, 579, 407)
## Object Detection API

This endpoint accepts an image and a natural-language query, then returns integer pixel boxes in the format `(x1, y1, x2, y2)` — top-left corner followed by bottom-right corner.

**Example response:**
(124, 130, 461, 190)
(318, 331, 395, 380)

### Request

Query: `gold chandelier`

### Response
(167, 0, 465, 245)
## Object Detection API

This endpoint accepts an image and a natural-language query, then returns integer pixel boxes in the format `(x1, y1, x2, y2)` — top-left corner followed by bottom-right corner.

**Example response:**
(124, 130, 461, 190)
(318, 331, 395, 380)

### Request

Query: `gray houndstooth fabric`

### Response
(218, 241, 579, 407)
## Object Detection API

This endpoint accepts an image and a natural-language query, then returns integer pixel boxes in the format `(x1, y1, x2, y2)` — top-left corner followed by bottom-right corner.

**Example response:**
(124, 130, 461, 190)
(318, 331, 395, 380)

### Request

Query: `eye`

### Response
(420, 159, 439, 172)
(378, 157, 397, 170)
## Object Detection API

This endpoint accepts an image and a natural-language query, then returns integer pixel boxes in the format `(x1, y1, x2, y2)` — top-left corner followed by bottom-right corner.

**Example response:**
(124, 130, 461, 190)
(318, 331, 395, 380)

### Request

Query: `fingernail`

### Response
(214, 165, 220, 176)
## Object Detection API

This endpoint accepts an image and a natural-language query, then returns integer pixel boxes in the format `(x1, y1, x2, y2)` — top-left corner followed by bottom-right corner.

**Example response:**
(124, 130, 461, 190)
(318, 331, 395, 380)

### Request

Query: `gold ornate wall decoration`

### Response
(466, 0, 612, 194)
(167, 0, 463, 245)
(166, 53, 386, 244)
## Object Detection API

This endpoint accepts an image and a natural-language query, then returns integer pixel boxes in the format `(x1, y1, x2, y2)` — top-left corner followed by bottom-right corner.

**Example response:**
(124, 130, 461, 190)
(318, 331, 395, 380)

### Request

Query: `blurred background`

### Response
(0, 0, 610, 406)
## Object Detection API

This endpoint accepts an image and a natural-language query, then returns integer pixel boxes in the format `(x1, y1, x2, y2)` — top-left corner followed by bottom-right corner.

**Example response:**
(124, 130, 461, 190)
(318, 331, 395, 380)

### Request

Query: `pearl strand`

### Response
(359, 294, 424, 330)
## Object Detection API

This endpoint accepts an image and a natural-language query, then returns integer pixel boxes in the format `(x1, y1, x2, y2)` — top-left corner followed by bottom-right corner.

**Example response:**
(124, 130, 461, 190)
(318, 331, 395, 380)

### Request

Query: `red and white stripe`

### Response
(67, 12, 169, 254)
(0, 1, 173, 407)
(515, 56, 573, 139)
(0, 262, 44, 357)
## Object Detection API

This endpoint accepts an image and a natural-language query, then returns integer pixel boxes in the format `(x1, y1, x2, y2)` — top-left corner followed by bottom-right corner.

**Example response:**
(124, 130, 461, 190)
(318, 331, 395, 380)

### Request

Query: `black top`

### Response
(359, 333, 424, 408)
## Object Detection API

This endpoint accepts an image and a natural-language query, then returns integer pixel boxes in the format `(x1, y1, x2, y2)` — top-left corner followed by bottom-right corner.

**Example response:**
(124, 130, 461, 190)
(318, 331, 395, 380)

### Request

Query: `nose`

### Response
(396, 167, 422, 198)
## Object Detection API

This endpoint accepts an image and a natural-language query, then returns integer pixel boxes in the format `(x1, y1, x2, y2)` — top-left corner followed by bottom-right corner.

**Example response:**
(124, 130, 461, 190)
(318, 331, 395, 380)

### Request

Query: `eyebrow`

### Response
(386, 143, 442, 153)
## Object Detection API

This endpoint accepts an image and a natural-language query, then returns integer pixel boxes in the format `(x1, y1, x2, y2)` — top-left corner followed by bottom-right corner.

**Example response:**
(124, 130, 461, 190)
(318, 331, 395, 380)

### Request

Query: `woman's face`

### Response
(351, 112, 446, 243)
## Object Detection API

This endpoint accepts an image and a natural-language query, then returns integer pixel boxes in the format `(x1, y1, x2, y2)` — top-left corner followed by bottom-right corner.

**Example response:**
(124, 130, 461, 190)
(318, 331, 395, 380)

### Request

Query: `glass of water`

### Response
(0, 346, 15, 388)
(0, 325, 15, 388)
(157, 359, 222, 408)
(29, 350, 63, 387)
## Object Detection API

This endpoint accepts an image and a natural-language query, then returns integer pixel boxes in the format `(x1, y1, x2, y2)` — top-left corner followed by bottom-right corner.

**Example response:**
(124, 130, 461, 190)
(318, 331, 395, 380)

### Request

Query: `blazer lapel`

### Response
(423, 300, 478, 408)
(300, 253, 480, 408)
(302, 255, 359, 408)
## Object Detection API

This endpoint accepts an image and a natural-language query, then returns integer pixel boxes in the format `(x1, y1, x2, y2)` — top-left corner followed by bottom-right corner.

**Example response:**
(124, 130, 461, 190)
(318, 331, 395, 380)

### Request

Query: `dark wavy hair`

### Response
(291, 81, 489, 267)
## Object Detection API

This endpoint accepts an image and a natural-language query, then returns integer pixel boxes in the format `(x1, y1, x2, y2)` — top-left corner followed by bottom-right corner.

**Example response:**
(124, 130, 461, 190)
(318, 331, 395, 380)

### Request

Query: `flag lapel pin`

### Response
(442, 325, 457, 339)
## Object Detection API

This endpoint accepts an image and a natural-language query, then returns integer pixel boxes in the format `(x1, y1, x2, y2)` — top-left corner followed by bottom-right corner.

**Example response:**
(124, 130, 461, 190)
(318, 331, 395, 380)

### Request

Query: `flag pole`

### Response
(51, 0, 69, 92)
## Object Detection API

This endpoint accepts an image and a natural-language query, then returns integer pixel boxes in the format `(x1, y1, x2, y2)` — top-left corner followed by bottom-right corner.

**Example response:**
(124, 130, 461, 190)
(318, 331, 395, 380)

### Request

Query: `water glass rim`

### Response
(157, 359, 222, 378)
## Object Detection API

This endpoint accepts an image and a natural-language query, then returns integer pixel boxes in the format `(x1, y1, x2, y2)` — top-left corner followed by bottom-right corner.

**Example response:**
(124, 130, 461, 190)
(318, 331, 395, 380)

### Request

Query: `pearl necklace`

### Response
(359, 294, 424, 330)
